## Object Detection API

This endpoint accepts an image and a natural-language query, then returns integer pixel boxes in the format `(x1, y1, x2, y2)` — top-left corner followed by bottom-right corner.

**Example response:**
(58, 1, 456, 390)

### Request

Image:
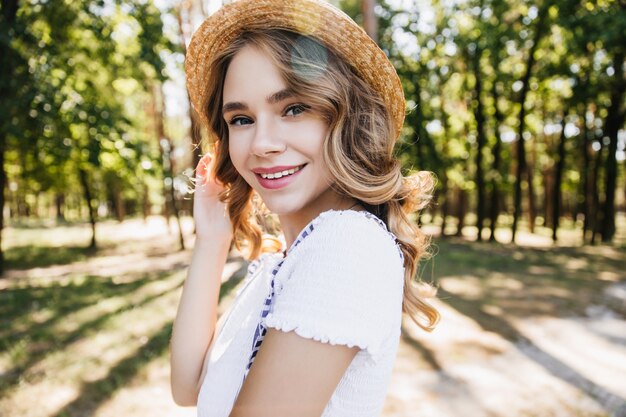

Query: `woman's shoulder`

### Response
(291, 209, 404, 264)
(265, 209, 406, 352)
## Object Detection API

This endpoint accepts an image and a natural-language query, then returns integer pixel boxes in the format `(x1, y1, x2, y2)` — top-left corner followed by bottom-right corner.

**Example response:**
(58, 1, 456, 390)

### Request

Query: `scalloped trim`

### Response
(263, 313, 383, 364)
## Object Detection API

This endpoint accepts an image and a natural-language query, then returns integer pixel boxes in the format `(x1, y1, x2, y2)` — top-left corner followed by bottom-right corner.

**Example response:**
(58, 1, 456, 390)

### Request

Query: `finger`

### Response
(197, 155, 215, 186)
(196, 153, 212, 179)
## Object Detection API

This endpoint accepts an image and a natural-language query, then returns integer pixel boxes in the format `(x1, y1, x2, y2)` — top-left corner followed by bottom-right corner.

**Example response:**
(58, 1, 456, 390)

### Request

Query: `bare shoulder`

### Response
(229, 328, 359, 417)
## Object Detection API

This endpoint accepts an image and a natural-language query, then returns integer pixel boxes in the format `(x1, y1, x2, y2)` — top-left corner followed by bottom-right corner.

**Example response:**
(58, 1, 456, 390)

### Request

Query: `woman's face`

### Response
(223, 45, 343, 219)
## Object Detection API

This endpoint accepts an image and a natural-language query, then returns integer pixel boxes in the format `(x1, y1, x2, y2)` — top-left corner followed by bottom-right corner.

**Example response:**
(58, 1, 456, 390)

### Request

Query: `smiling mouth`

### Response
(257, 164, 306, 179)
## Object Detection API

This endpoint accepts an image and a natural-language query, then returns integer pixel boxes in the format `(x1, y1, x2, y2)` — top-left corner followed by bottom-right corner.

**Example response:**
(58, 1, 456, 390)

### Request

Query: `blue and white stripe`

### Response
(242, 223, 315, 381)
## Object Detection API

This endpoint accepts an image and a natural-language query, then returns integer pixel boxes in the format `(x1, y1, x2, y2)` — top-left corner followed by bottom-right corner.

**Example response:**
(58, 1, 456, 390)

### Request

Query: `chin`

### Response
(263, 203, 299, 216)
(259, 197, 304, 216)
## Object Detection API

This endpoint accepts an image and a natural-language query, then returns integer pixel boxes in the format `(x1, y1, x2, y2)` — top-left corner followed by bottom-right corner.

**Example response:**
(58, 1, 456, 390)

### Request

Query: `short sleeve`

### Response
(261, 211, 405, 360)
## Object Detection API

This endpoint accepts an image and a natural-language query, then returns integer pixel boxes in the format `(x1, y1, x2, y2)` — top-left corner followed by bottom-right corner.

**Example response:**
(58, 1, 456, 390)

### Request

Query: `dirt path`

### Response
(1, 217, 624, 417)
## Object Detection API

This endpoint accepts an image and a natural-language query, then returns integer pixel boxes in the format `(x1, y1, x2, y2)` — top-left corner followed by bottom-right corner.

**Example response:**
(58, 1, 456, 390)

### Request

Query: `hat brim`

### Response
(185, 0, 405, 139)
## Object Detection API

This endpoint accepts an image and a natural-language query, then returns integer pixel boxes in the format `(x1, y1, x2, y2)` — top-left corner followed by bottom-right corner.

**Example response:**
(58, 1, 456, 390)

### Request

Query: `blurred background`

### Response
(0, 0, 625, 416)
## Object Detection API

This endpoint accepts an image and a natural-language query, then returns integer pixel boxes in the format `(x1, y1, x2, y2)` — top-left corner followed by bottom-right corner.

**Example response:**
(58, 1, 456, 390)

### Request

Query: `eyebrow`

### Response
(222, 88, 295, 114)
(267, 88, 295, 104)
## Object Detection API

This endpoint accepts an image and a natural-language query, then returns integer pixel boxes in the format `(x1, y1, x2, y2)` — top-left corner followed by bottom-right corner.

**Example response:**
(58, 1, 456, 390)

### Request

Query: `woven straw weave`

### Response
(185, 0, 405, 139)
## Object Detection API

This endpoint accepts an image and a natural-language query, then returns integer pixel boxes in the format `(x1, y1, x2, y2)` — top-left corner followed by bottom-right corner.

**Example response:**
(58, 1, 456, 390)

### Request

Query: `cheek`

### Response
(227, 140, 257, 185)
(296, 121, 327, 152)
(228, 140, 246, 172)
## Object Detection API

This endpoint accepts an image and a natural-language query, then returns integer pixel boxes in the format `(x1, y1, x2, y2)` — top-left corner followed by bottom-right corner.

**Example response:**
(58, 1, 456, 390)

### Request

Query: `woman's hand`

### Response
(194, 152, 233, 242)
(171, 151, 233, 406)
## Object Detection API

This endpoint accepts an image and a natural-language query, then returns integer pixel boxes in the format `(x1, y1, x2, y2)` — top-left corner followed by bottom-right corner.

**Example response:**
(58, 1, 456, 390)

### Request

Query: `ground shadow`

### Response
(3, 245, 97, 270)
(419, 240, 626, 416)
(400, 325, 501, 417)
(0, 271, 183, 397)
(0, 258, 248, 402)
(0, 272, 160, 341)
(423, 240, 626, 319)
(51, 321, 174, 417)
(400, 325, 445, 371)
(438, 287, 626, 417)
(48, 261, 248, 416)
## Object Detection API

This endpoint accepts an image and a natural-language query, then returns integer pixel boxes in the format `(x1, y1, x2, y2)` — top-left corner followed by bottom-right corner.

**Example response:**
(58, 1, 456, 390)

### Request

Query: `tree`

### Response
(511, 2, 551, 243)
(0, 0, 173, 272)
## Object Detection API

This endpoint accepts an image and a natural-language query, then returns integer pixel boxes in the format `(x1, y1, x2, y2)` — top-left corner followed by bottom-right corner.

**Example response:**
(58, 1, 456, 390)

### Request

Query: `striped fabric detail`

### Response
(241, 210, 403, 383)
(242, 223, 315, 382)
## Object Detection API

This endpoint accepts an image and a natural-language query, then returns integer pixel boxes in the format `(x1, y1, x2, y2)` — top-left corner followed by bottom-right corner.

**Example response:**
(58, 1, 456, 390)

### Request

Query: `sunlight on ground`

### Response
(1, 216, 625, 417)
(391, 301, 621, 417)
(0, 270, 187, 417)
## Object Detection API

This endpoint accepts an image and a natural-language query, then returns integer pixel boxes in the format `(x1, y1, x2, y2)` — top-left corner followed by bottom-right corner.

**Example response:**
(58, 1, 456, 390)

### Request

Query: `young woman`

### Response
(170, 1, 439, 416)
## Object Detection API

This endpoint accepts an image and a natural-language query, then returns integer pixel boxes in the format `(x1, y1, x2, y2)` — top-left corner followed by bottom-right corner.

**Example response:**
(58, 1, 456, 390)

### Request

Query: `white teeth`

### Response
(259, 165, 303, 179)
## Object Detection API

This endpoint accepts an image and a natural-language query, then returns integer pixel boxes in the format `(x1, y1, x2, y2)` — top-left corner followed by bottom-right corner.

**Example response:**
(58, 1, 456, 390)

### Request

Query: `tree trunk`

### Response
(439, 182, 449, 237)
(455, 188, 466, 237)
(168, 145, 186, 251)
(411, 74, 427, 166)
(552, 116, 567, 242)
(176, 4, 203, 219)
(527, 137, 537, 232)
(55, 193, 65, 221)
(489, 82, 504, 242)
(440, 95, 452, 238)
(153, 83, 185, 251)
(146, 84, 172, 230)
(0, 0, 20, 275)
(580, 105, 591, 238)
(362, 0, 378, 44)
(600, 52, 625, 242)
(471, 48, 487, 241)
(142, 184, 150, 222)
(78, 168, 97, 250)
(590, 138, 604, 245)
(0, 133, 5, 275)
(544, 166, 554, 228)
(512, 6, 549, 243)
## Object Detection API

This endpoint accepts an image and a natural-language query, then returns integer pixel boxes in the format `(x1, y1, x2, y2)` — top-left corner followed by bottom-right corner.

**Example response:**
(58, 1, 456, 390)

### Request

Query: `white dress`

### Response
(197, 209, 405, 417)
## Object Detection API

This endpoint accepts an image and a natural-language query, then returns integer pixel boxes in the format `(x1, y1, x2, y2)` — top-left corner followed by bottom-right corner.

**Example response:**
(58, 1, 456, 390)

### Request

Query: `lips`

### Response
(253, 164, 307, 190)
(252, 164, 306, 175)
(257, 165, 305, 179)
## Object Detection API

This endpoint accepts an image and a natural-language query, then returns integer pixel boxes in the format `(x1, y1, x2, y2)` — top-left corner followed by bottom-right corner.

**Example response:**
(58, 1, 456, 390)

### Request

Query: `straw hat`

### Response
(185, 0, 406, 139)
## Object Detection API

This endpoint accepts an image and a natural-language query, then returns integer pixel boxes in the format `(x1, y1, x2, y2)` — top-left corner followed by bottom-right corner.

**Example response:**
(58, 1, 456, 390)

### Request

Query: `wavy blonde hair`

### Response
(200, 29, 439, 332)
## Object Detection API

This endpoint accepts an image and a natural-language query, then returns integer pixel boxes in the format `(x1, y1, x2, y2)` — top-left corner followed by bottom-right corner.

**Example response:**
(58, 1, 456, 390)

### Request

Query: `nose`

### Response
(250, 115, 286, 157)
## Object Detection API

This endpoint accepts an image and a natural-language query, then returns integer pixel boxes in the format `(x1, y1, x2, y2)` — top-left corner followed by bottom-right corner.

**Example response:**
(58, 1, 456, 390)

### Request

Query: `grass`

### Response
(416, 237, 625, 343)
(0, 215, 624, 417)
(3, 245, 95, 270)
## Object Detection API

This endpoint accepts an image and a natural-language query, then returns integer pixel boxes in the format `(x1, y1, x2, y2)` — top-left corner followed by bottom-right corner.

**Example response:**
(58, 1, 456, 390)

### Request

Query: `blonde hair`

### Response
(201, 29, 439, 332)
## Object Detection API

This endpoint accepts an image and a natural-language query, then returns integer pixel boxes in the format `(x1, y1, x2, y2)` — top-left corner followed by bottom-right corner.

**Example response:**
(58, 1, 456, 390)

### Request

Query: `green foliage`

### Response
(373, 0, 624, 239)
(1, 0, 624, 243)
(1, 0, 174, 220)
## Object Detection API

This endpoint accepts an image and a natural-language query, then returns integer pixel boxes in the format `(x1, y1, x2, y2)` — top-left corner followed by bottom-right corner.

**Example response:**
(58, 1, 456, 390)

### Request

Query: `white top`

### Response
(197, 209, 405, 417)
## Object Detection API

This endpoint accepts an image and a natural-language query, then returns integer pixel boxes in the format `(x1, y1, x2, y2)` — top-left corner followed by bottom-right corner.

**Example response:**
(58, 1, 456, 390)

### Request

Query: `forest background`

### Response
(1, 0, 625, 260)
(1, 0, 625, 416)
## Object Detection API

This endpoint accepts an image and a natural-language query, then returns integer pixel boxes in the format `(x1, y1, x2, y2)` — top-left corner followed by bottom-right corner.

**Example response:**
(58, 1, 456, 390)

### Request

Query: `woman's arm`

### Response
(229, 212, 403, 416)
(170, 154, 233, 406)
(229, 329, 359, 417)
(170, 233, 231, 406)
